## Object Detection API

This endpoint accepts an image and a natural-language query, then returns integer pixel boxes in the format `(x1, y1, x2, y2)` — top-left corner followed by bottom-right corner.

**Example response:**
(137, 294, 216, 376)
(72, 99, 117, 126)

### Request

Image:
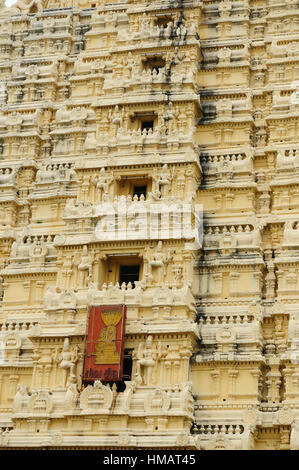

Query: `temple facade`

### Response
(0, 0, 298, 451)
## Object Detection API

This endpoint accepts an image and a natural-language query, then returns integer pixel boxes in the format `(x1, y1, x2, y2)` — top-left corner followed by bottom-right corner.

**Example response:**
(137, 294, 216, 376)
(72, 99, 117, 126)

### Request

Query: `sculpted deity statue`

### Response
(60, 254, 76, 289)
(29, 240, 48, 265)
(44, 285, 59, 308)
(7, 111, 22, 128)
(84, 133, 98, 152)
(55, 106, 70, 122)
(58, 338, 79, 389)
(123, 51, 138, 80)
(145, 241, 172, 286)
(0, 167, 17, 186)
(76, 245, 94, 288)
(93, 167, 114, 201)
(218, 0, 232, 18)
(218, 47, 231, 65)
(135, 335, 161, 386)
(13, 384, 29, 413)
(217, 98, 232, 119)
(109, 105, 124, 136)
(149, 241, 163, 281)
(162, 102, 179, 135)
(139, 12, 152, 36)
(14, 0, 42, 13)
(10, 231, 27, 258)
(153, 164, 173, 197)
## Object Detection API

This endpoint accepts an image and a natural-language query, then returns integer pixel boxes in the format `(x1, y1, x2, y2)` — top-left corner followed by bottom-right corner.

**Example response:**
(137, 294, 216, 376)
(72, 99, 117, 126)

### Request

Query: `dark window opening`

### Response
(141, 120, 154, 132)
(133, 185, 147, 198)
(122, 349, 133, 382)
(119, 265, 140, 287)
(156, 16, 173, 28)
(143, 56, 166, 73)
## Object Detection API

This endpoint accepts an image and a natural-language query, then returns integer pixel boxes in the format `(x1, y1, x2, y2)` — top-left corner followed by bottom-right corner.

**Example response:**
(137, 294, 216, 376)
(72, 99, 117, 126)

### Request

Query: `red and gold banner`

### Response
(83, 305, 127, 382)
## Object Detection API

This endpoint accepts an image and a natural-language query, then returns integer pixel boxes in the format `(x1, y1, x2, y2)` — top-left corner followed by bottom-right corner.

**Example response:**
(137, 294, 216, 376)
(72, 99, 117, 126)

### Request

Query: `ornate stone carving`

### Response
(13, 384, 30, 413)
(121, 381, 136, 412)
(80, 380, 113, 412)
(135, 336, 161, 386)
(206, 434, 234, 450)
(144, 388, 171, 413)
(58, 338, 79, 388)
(28, 390, 53, 414)
(277, 406, 294, 425)
(51, 432, 63, 446)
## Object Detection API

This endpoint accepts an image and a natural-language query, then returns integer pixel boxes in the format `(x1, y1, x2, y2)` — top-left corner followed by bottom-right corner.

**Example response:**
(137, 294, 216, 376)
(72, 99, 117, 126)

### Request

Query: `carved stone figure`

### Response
(93, 167, 114, 201)
(13, 384, 30, 412)
(58, 338, 78, 388)
(76, 245, 94, 288)
(135, 335, 161, 386)
(84, 132, 98, 152)
(109, 105, 124, 136)
(15, 0, 41, 12)
(144, 388, 170, 412)
(145, 241, 171, 286)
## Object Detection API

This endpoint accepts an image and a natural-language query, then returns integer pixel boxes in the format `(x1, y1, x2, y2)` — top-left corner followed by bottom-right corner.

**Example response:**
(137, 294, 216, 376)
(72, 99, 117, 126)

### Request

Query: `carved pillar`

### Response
(27, 420, 36, 433)
(164, 361, 171, 385)
(8, 375, 19, 400)
(225, 194, 235, 210)
(44, 364, 52, 390)
(249, 369, 261, 401)
(152, 307, 159, 320)
(23, 281, 31, 306)
(212, 273, 222, 296)
(229, 273, 240, 294)
(292, 372, 299, 400)
(265, 266, 276, 300)
(228, 369, 239, 400)
(282, 368, 293, 402)
(252, 271, 263, 296)
(210, 370, 220, 398)
(163, 306, 171, 319)
(213, 195, 222, 211)
(50, 203, 58, 221)
(31, 350, 40, 391)
(39, 419, 50, 433)
(37, 365, 44, 390)
(266, 364, 281, 403)
(276, 270, 285, 296)
(145, 418, 154, 432)
(35, 281, 45, 304)
(173, 360, 181, 385)
(279, 425, 290, 450)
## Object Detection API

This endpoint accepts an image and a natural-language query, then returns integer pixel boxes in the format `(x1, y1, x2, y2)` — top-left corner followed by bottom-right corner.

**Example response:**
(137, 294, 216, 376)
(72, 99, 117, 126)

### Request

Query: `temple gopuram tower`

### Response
(0, 0, 299, 451)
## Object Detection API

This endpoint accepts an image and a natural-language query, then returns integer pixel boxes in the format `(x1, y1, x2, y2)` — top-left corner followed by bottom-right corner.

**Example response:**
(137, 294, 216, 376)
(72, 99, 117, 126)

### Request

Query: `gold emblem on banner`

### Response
(95, 310, 123, 364)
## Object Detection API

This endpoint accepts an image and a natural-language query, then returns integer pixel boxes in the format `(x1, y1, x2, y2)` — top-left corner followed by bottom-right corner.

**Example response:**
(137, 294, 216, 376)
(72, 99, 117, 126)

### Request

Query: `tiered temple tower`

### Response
(0, 0, 299, 451)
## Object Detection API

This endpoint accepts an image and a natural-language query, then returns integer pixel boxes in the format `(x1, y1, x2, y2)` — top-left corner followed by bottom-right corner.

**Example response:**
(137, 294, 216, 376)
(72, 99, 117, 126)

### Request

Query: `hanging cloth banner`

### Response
(83, 305, 127, 382)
